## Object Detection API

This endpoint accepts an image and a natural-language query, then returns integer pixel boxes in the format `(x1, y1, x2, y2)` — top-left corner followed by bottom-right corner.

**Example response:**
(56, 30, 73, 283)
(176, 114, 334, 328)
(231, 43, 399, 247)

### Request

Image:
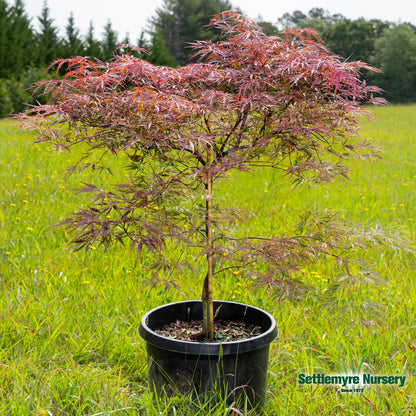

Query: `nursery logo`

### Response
(298, 373, 406, 393)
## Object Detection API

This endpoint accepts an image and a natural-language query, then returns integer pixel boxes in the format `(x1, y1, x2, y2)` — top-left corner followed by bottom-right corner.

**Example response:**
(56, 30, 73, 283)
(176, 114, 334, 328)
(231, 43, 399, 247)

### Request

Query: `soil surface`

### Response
(154, 319, 263, 342)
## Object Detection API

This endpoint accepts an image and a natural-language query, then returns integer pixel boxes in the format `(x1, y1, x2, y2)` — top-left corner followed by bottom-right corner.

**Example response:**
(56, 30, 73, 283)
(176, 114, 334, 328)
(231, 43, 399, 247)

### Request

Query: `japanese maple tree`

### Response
(20, 12, 386, 340)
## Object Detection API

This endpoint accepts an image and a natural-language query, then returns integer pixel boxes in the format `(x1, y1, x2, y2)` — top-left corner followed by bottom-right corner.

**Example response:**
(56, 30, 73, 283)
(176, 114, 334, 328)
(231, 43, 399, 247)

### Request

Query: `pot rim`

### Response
(139, 299, 278, 355)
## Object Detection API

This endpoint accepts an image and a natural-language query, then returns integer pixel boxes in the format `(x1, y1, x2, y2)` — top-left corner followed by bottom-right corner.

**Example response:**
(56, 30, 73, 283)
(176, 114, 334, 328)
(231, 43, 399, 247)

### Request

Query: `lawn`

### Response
(1, 105, 415, 415)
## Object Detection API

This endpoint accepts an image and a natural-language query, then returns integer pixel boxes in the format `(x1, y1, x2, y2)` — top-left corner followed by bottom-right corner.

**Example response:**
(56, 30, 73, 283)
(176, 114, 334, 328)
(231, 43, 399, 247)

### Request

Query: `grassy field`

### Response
(1, 105, 416, 415)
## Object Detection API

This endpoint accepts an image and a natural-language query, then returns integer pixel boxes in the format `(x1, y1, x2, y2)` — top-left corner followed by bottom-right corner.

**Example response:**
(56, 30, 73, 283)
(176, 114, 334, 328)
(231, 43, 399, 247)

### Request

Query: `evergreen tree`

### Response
(101, 20, 118, 59)
(147, 33, 176, 66)
(0, 0, 35, 78)
(35, 0, 61, 66)
(8, 0, 35, 75)
(149, 0, 232, 65)
(62, 12, 84, 57)
(85, 21, 102, 59)
(121, 33, 130, 45)
(0, 0, 12, 78)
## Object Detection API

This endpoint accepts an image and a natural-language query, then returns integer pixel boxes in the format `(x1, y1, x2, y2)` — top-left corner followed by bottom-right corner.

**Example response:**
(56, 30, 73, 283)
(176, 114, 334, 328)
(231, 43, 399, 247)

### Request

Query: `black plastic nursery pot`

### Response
(139, 300, 278, 409)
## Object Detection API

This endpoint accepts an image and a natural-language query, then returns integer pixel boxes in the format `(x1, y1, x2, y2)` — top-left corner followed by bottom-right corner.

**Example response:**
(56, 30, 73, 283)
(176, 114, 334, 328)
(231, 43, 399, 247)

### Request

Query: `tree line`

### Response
(0, 0, 124, 116)
(1, 0, 416, 117)
(273, 9, 416, 104)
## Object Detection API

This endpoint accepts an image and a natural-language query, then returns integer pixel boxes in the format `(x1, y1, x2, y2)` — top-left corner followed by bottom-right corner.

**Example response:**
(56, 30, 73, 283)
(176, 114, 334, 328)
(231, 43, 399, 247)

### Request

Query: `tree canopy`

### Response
(371, 24, 416, 103)
(19, 11, 387, 338)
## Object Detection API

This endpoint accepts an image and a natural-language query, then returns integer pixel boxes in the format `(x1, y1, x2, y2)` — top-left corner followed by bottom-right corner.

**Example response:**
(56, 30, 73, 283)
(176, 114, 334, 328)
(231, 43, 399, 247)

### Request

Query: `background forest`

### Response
(1, 0, 416, 117)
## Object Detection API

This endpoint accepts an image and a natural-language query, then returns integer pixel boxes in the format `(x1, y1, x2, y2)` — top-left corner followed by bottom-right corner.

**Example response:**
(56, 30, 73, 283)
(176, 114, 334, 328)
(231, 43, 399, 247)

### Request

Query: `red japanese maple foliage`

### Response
(19, 11, 388, 339)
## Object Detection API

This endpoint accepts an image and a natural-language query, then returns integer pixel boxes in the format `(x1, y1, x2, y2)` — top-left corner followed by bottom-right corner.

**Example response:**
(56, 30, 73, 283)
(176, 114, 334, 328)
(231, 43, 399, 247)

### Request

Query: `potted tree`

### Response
(19, 11, 387, 410)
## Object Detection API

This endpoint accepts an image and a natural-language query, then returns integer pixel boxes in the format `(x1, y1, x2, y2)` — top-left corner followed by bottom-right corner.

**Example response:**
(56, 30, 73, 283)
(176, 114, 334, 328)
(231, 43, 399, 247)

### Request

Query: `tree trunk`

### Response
(202, 166, 214, 340)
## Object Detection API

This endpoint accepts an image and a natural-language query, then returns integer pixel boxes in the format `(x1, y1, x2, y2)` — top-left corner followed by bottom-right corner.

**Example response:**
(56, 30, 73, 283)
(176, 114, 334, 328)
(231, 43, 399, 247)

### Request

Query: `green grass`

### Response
(1, 105, 416, 415)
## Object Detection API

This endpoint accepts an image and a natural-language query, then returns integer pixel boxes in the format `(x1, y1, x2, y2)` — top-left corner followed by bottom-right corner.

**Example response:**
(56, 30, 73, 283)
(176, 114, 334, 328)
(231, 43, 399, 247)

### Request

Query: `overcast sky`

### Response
(22, 0, 416, 42)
